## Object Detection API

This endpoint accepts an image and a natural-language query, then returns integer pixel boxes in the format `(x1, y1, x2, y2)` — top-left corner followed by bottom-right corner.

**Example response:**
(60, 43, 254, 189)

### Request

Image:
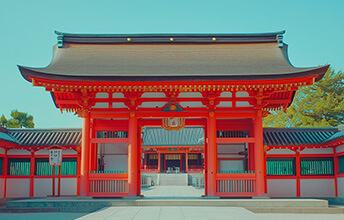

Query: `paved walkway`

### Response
(1, 186, 343, 219)
(141, 186, 204, 199)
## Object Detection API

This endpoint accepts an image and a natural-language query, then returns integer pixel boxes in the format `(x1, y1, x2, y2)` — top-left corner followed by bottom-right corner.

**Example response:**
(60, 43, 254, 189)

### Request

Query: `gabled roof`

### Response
(7, 128, 81, 146)
(18, 31, 328, 82)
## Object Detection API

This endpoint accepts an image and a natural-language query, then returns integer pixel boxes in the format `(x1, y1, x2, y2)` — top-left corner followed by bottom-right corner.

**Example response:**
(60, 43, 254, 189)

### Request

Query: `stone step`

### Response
(247, 206, 344, 214)
(158, 174, 188, 186)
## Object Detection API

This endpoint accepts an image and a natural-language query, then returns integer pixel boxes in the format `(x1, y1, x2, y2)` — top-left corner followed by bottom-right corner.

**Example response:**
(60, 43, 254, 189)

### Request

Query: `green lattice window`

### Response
(8, 158, 31, 175)
(301, 158, 334, 175)
(266, 158, 295, 175)
(338, 156, 344, 174)
(35, 158, 77, 176)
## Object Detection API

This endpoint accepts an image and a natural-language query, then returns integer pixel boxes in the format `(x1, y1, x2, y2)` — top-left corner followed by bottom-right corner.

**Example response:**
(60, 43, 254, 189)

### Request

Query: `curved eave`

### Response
(18, 65, 329, 83)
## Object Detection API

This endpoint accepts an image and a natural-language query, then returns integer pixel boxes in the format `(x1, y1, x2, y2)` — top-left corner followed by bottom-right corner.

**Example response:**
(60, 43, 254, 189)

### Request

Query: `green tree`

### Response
(264, 69, 344, 127)
(0, 110, 35, 128)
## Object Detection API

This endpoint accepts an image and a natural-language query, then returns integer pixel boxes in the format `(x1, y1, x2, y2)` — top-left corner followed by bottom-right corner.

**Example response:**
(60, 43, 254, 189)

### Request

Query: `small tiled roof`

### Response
(323, 130, 344, 144)
(263, 127, 338, 146)
(142, 127, 204, 146)
(0, 131, 20, 144)
(7, 128, 81, 146)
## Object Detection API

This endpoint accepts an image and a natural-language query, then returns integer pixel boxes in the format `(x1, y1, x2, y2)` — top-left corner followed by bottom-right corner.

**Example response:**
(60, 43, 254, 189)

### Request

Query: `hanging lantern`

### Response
(162, 117, 186, 131)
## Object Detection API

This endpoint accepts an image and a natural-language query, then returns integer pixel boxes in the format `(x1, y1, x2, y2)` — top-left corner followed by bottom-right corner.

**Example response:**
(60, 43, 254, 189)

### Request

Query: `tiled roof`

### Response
(323, 130, 344, 144)
(7, 128, 81, 146)
(142, 127, 204, 146)
(263, 127, 338, 146)
(0, 132, 20, 144)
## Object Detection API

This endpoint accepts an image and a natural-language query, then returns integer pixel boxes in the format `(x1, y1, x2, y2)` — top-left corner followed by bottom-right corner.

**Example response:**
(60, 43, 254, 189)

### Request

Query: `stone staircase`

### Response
(158, 173, 188, 186)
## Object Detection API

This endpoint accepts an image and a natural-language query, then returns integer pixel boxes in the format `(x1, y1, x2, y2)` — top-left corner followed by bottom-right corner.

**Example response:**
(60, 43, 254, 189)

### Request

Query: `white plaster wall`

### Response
(112, 93, 124, 98)
(6, 178, 30, 198)
(35, 149, 77, 155)
(336, 145, 344, 153)
(337, 177, 344, 197)
(61, 178, 77, 196)
(103, 143, 128, 154)
(104, 155, 127, 171)
(219, 160, 243, 171)
(178, 92, 202, 98)
(112, 102, 127, 108)
(0, 148, 5, 154)
(218, 144, 245, 154)
(267, 179, 297, 197)
(7, 149, 30, 155)
(266, 149, 295, 155)
(217, 102, 232, 107)
(235, 101, 252, 107)
(220, 92, 232, 97)
(179, 102, 206, 108)
(141, 92, 166, 98)
(300, 179, 335, 197)
(300, 148, 333, 154)
(236, 92, 249, 97)
(93, 102, 109, 108)
(0, 178, 4, 198)
(34, 178, 52, 197)
(96, 92, 109, 98)
(139, 102, 167, 108)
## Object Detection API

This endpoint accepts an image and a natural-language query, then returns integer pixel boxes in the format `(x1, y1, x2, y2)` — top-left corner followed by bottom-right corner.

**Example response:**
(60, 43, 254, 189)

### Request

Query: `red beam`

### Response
(217, 137, 255, 143)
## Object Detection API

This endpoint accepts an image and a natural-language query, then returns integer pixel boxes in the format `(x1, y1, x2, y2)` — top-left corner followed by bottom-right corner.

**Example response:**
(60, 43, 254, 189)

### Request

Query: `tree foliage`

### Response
(0, 110, 35, 128)
(264, 69, 344, 127)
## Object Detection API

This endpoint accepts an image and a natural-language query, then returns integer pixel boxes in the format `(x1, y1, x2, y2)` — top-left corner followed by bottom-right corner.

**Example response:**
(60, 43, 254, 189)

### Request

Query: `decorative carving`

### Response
(162, 118, 186, 131)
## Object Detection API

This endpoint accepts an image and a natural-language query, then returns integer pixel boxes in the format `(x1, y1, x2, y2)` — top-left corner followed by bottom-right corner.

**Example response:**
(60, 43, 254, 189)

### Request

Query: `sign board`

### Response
(49, 149, 63, 166)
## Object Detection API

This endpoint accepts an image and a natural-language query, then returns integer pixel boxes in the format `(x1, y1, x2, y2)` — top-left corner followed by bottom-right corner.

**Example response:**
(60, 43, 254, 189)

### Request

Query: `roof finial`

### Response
(276, 34, 283, 47)
(57, 35, 64, 48)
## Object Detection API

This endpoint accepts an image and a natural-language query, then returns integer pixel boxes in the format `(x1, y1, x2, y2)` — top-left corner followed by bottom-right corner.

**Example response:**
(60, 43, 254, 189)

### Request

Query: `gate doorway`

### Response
(140, 125, 205, 198)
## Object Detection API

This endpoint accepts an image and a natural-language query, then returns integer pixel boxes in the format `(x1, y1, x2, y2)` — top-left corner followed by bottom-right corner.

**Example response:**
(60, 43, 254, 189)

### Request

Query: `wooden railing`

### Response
(216, 173, 256, 197)
(88, 172, 128, 197)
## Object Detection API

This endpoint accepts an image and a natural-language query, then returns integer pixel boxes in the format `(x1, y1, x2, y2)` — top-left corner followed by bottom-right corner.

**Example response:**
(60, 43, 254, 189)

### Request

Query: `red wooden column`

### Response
(295, 152, 301, 197)
(185, 153, 189, 173)
(80, 109, 91, 196)
(128, 114, 138, 196)
(333, 148, 338, 197)
(158, 152, 161, 173)
(206, 113, 217, 196)
(30, 151, 35, 197)
(3, 149, 8, 198)
(254, 111, 265, 197)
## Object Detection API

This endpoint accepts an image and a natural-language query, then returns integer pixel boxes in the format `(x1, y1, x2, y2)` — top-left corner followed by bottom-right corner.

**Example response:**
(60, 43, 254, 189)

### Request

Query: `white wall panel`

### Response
(141, 92, 166, 98)
(61, 178, 77, 196)
(266, 149, 295, 155)
(267, 179, 297, 197)
(6, 178, 30, 198)
(0, 178, 4, 198)
(104, 155, 127, 171)
(0, 148, 5, 154)
(7, 149, 30, 155)
(336, 145, 344, 153)
(112, 102, 127, 108)
(300, 179, 335, 197)
(337, 178, 344, 197)
(300, 148, 333, 154)
(219, 160, 244, 171)
(217, 102, 232, 107)
(34, 178, 52, 197)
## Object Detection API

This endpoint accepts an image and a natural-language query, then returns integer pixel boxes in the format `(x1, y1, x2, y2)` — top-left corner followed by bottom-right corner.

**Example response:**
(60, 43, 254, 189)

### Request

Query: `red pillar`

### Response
(80, 110, 91, 196)
(3, 149, 8, 198)
(158, 152, 161, 173)
(30, 151, 35, 197)
(296, 152, 301, 197)
(128, 114, 138, 196)
(333, 148, 338, 197)
(185, 153, 189, 173)
(254, 112, 265, 197)
(206, 113, 217, 196)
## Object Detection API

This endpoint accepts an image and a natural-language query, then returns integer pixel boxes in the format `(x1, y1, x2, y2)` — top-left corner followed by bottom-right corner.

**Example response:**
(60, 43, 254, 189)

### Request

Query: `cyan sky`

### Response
(0, 0, 343, 128)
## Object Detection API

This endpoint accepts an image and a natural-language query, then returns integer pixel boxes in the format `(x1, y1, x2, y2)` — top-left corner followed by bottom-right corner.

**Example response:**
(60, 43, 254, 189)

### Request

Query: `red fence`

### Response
(88, 173, 128, 197)
(216, 173, 256, 197)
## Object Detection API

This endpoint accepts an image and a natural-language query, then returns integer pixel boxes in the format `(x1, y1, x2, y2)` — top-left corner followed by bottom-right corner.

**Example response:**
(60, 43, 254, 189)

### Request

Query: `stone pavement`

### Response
(0, 186, 343, 219)
(141, 185, 204, 198)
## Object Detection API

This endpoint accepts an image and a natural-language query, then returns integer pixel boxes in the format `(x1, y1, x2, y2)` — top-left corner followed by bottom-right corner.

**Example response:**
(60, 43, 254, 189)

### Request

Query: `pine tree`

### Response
(0, 110, 35, 128)
(263, 69, 344, 127)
